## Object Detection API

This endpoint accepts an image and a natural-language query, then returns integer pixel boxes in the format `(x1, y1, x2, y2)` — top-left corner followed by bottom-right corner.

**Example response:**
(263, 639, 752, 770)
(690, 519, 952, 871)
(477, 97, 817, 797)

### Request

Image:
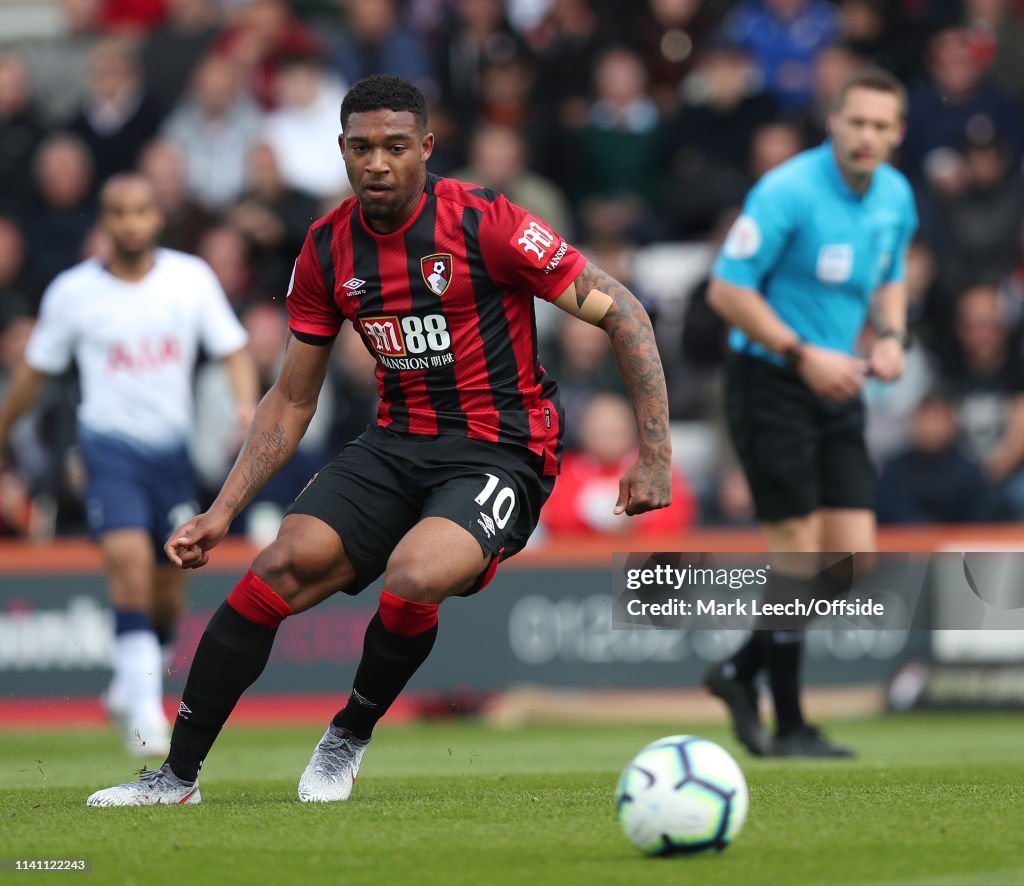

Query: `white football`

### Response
(616, 734, 748, 856)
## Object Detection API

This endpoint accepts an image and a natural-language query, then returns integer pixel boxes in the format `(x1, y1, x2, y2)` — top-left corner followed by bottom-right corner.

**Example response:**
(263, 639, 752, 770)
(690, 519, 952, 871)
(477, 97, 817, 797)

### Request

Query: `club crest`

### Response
(421, 253, 453, 296)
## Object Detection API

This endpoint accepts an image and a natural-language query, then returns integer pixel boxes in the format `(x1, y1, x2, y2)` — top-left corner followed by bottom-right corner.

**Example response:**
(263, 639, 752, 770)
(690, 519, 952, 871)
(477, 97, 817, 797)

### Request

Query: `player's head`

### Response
(828, 67, 906, 179)
(339, 75, 433, 231)
(99, 173, 164, 259)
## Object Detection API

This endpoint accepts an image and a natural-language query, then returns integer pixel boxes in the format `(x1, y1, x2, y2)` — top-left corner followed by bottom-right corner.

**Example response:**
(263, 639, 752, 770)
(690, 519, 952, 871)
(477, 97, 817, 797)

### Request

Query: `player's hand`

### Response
(797, 345, 869, 401)
(165, 510, 232, 570)
(615, 456, 673, 516)
(868, 336, 904, 382)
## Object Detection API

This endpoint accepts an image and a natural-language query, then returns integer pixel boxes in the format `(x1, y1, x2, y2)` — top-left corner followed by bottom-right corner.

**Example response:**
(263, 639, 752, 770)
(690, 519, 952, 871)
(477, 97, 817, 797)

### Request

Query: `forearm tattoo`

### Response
(575, 261, 672, 472)
(224, 423, 289, 515)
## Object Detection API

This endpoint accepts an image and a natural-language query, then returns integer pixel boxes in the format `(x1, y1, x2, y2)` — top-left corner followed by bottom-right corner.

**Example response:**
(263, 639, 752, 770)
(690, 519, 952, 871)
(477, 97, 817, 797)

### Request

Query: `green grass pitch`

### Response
(2, 713, 1022, 885)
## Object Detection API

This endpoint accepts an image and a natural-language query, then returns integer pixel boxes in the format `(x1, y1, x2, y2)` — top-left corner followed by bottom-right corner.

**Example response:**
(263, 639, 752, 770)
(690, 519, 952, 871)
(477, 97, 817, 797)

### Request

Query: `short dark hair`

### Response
(340, 75, 428, 131)
(833, 66, 907, 119)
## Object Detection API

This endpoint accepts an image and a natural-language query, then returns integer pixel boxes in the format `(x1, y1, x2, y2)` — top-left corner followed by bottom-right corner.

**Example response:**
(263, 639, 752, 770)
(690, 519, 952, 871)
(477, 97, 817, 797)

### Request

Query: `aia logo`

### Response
(420, 253, 452, 296)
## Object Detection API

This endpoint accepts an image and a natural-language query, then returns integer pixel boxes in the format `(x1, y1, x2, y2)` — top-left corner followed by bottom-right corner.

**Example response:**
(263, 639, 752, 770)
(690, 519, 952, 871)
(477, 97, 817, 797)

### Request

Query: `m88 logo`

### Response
(360, 315, 451, 357)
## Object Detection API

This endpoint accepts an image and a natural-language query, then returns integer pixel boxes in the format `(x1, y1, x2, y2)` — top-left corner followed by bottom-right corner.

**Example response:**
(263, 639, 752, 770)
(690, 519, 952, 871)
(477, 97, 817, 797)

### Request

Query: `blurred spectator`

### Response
(861, 321, 937, 467)
(215, 0, 321, 109)
(541, 393, 696, 536)
(797, 43, 864, 145)
(262, 54, 349, 202)
(570, 48, 663, 219)
(542, 313, 625, 449)
(720, 0, 840, 110)
(522, 0, 605, 115)
(902, 238, 943, 351)
(229, 142, 320, 297)
(748, 120, 803, 180)
(965, 0, 1024, 103)
(0, 315, 76, 539)
(23, 134, 97, 284)
(624, 0, 718, 115)
(196, 223, 267, 309)
(940, 284, 1024, 516)
(673, 210, 737, 419)
(998, 218, 1024, 329)
(331, 0, 435, 94)
(70, 39, 166, 187)
(161, 53, 264, 211)
(142, 0, 223, 113)
(327, 323, 379, 451)
(0, 316, 38, 537)
(451, 124, 571, 235)
(902, 26, 1023, 184)
(136, 139, 214, 253)
(919, 124, 1024, 298)
(193, 302, 331, 538)
(0, 219, 45, 327)
(660, 39, 775, 237)
(0, 53, 45, 216)
(836, 0, 910, 80)
(435, 0, 525, 132)
(671, 39, 778, 178)
(101, 0, 167, 33)
(25, 0, 104, 125)
(877, 390, 994, 523)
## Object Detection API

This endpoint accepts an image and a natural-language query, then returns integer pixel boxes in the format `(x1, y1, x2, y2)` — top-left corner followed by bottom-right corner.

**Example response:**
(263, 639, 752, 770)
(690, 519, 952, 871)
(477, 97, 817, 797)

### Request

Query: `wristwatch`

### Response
(878, 327, 911, 349)
(782, 337, 805, 367)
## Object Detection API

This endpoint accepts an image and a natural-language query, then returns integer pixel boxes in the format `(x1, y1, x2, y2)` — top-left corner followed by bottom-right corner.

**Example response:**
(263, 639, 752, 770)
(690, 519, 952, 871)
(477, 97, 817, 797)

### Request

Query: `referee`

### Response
(704, 68, 918, 757)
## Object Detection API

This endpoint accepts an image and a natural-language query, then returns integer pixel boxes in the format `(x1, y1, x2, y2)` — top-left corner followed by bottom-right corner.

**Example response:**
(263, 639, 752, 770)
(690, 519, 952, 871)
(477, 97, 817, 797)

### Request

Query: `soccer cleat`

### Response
(703, 662, 769, 756)
(297, 725, 370, 803)
(769, 724, 856, 758)
(86, 764, 200, 807)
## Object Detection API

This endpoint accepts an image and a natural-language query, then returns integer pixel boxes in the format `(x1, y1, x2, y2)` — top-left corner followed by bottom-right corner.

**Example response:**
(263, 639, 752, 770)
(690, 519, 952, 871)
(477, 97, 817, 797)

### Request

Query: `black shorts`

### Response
(286, 425, 555, 595)
(725, 353, 875, 522)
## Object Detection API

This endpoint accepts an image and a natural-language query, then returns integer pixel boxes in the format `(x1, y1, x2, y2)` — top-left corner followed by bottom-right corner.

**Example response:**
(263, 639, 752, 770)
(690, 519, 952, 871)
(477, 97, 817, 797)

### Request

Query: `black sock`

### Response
(726, 634, 762, 683)
(165, 602, 277, 781)
(332, 613, 438, 740)
(765, 630, 805, 736)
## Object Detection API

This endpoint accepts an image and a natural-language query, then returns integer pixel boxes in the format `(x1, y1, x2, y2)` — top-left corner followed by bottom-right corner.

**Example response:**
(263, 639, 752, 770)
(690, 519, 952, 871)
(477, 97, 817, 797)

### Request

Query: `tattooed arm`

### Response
(553, 261, 673, 515)
(165, 335, 334, 568)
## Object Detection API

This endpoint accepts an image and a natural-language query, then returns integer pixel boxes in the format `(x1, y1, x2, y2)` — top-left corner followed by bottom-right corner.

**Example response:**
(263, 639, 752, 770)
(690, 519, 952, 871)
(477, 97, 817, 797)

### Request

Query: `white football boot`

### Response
(87, 764, 200, 807)
(297, 725, 370, 803)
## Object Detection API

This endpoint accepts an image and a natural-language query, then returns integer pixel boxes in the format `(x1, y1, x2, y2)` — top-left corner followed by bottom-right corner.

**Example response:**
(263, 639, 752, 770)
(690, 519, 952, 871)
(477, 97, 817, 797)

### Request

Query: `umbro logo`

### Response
(343, 277, 368, 297)
(178, 702, 192, 719)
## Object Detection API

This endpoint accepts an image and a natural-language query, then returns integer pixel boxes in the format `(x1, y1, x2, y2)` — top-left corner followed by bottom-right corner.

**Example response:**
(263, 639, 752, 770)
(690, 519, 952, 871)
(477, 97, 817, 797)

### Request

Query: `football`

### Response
(616, 734, 748, 857)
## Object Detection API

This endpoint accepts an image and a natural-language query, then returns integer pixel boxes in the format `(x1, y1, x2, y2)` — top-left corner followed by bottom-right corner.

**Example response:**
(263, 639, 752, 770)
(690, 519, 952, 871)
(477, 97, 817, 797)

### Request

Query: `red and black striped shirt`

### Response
(286, 174, 587, 476)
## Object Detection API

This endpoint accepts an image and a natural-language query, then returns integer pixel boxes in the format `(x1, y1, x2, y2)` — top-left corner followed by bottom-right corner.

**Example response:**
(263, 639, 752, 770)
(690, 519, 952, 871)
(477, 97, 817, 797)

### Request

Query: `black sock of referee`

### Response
(753, 569, 816, 737)
(724, 635, 763, 683)
(333, 591, 439, 740)
(765, 630, 805, 736)
(165, 571, 293, 782)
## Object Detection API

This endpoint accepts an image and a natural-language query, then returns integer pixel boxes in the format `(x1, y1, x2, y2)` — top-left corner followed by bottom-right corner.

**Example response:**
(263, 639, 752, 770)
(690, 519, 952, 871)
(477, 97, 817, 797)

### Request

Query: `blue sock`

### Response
(114, 609, 152, 635)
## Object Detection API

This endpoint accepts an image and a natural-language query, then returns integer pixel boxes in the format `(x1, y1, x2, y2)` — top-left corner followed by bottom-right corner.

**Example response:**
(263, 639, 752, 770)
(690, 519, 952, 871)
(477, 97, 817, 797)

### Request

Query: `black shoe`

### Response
(703, 662, 768, 757)
(769, 724, 855, 758)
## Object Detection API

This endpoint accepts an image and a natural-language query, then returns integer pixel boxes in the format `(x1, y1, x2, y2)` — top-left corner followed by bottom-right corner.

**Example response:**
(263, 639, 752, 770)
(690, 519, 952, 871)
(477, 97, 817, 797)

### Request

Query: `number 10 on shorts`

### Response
(474, 473, 516, 529)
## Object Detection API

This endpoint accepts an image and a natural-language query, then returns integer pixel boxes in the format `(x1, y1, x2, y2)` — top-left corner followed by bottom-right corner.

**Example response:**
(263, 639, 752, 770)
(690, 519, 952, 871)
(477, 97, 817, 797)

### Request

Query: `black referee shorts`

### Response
(286, 425, 554, 596)
(725, 353, 875, 522)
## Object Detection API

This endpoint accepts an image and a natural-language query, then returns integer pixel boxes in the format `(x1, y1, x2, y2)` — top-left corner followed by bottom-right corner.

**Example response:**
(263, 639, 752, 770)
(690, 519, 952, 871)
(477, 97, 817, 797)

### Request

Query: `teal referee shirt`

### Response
(712, 141, 918, 363)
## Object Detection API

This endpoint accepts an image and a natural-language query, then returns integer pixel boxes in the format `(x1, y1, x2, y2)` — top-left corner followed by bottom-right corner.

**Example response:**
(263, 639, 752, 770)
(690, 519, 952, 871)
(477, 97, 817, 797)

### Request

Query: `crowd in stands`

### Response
(3, 0, 1024, 539)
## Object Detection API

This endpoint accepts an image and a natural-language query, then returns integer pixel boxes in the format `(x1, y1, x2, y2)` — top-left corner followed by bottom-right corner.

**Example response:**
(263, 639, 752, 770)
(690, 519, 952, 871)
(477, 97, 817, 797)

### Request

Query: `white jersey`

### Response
(26, 249, 248, 451)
